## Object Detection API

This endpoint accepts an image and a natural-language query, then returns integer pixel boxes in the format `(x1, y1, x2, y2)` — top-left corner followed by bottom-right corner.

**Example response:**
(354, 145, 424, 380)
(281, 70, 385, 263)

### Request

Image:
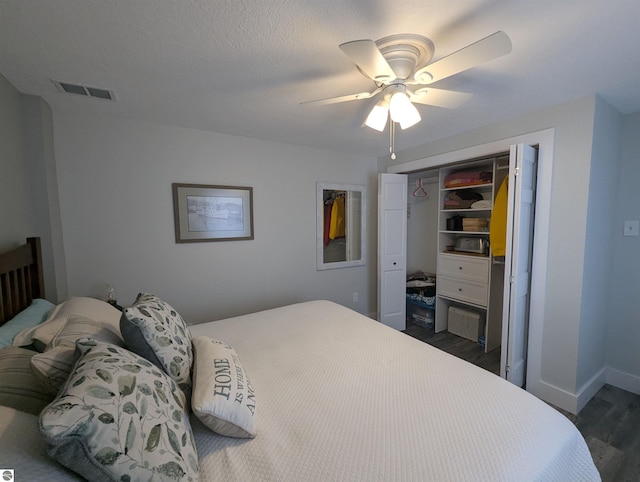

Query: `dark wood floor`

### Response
(403, 321, 501, 375)
(403, 321, 640, 482)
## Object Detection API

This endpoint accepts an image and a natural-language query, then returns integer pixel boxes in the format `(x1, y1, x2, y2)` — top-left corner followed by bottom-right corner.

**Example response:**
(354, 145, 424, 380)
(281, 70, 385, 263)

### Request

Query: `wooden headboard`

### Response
(0, 237, 45, 325)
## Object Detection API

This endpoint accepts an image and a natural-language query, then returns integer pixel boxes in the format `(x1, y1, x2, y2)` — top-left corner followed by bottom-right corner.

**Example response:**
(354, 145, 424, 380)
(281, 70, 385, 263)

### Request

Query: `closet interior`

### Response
(406, 152, 510, 355)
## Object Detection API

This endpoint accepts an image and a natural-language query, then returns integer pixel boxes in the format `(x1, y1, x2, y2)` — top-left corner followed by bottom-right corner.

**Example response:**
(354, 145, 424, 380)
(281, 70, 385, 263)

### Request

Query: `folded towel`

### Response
(471, 200, 492, 209)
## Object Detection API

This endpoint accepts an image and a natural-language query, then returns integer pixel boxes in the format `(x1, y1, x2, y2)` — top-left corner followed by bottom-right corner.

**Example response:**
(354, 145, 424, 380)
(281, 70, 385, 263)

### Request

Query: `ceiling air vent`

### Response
(52, 80, 116, 101)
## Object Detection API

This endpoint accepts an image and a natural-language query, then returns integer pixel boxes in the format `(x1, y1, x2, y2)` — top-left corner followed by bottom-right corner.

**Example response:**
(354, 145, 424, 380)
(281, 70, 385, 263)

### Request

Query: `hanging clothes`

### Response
(329, 195, 345, 239)
(490, 177, 508, 257)
(324, 199, 333, 246)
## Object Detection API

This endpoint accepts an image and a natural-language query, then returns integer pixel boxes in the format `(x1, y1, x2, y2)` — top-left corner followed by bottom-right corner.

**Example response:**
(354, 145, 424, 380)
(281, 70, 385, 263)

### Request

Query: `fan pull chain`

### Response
(390, 119, 396, 160)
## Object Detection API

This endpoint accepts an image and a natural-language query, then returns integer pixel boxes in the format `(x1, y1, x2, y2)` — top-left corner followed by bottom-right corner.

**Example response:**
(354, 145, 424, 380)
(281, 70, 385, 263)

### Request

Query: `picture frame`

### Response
(172, 183, 254, 243)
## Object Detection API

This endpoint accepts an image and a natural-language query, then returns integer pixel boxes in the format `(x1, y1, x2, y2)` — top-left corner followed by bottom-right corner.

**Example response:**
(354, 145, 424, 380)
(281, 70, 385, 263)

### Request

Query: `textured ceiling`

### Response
(1, 0, 640, 158)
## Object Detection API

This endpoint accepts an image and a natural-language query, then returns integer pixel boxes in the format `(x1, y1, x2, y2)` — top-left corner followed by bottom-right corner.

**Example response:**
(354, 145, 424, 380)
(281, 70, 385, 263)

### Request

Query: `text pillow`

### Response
(39, 339, 198, 481)
(120, 293, 193, 401)
(191, 336, 257, 438)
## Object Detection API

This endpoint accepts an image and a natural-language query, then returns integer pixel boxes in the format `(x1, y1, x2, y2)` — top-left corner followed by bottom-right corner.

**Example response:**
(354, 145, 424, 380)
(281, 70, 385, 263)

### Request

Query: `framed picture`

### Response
(172, 183, 254, 243)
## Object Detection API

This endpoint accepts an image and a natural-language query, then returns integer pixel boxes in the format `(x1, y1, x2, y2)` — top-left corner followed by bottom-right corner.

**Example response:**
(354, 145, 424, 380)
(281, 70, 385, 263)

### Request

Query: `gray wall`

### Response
(577, 97, 620, 390)
(52, 109, 378, 323)
(0, 75, 64, 301)
(0, 73, 33, 249)
(21, 95, 67, 301)
(607, 111, 640, 389)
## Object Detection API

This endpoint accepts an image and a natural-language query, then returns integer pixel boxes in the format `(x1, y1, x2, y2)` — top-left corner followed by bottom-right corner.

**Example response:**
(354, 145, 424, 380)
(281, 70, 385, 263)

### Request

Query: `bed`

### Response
(0, 237, 44, 324)
(0, 238, 600, 481)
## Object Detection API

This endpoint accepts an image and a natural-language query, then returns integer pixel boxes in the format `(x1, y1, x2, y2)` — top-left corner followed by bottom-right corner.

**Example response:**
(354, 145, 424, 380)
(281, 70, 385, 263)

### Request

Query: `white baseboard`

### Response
(528, 380, 581, 414)
(529, 367, 639, 415)
(605, 367, 640, 395)
(528, 368, 606, 415)
(576, 368, 606, 413)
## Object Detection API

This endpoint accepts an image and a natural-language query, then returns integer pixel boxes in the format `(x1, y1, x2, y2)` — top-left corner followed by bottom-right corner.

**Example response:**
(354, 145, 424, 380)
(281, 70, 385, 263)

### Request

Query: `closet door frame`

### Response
(385, 128, 554, 397)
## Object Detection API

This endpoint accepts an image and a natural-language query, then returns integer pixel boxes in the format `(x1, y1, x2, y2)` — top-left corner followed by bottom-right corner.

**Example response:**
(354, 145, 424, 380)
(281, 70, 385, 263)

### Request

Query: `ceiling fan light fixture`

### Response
(414, 71, 433, 83)
(389, 90, 421, 129)
(365, 100, 389, 131)
(399, 109, 421, 130)
(306, 30, 512, 147)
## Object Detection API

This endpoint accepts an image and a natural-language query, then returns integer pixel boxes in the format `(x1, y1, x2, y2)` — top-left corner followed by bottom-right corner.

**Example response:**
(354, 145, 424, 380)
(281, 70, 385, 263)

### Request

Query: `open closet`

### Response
(379, 143, 538, 386)
(435, 153, 510, 354)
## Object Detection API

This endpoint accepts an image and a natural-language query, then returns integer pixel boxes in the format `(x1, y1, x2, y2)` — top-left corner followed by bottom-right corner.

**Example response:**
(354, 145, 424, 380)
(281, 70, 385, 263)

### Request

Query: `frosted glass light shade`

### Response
(398, 109, 421, 129)
(365, 103, 389, 131)
(389, 91, 421, 130)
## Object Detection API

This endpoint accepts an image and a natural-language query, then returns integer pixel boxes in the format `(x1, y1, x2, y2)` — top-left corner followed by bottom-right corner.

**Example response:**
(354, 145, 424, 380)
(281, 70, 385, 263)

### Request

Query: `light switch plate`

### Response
(624, 220, 639, 236)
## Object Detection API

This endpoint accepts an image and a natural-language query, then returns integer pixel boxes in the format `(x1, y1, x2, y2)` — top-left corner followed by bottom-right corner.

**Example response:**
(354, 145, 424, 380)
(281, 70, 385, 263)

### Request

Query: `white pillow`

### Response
(191, 336, 257, 438)
(13, 297, 121, 350)
(30, 315, 125, 394)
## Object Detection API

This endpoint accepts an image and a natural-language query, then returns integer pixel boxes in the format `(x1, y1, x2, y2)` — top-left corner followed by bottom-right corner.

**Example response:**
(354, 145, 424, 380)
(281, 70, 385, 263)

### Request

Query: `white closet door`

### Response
(500, 144, 537, 386)
(378, 173, 408, 330)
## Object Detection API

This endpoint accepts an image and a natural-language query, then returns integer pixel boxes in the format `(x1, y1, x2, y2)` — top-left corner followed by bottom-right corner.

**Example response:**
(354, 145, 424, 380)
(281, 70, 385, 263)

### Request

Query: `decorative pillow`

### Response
(39, 339, 198, 481)
(0, 298, 55, 347)
(30, 315, 125, 394)
(120, 293, 193, 401)
(191, 336, 257, 438)
(13, 297, 121, 351)
(0, 346, 54, 415)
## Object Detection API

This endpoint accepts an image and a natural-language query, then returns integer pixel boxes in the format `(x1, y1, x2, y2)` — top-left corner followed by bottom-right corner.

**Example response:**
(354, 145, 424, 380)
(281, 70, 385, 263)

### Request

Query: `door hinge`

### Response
(505, 364, 510, 374)
(514, 167, 520, 176)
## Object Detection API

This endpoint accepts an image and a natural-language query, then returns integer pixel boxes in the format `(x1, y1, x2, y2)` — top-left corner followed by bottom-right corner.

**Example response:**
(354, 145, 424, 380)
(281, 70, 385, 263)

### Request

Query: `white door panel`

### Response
(378, 173, 407, 330)
(501, 144, 537, 386)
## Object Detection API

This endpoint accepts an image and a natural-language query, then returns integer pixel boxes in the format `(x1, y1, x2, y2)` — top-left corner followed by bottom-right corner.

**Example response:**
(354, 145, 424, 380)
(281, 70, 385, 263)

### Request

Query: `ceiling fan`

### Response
(303, 31, 512, 134)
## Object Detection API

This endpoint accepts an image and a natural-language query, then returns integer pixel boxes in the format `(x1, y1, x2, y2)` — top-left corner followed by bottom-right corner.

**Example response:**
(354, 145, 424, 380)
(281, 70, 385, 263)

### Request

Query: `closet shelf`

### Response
(440, 208, 492, 213)
(442, 250, 490, 258)
(436, 154, 507, 354)
(440, 184, 493, 191)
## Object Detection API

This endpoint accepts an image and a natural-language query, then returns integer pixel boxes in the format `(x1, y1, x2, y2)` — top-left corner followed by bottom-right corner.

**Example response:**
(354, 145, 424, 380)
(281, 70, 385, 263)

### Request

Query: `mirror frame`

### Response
(316, 182, 366, 270)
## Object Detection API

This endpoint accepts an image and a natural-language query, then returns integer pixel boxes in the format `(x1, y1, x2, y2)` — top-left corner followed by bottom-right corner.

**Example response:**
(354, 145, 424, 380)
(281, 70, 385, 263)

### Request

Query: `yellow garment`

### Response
(329, 196, 345, 239)
(490, 177, 508, 257)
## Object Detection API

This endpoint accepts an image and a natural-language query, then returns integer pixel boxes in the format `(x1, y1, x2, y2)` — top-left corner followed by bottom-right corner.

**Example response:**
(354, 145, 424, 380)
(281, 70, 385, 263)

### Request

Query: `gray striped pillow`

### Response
(0, 346, 53, 415)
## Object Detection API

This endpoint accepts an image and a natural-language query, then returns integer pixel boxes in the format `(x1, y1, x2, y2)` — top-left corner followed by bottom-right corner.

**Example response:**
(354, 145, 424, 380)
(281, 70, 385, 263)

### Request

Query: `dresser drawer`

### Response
(438, 254, 489, 283)
(438, 276, 488, 306)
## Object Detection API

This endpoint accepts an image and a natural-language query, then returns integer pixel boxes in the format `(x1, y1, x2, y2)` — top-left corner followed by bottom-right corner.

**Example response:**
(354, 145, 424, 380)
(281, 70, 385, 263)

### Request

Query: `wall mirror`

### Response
(316, 182, 366, 270)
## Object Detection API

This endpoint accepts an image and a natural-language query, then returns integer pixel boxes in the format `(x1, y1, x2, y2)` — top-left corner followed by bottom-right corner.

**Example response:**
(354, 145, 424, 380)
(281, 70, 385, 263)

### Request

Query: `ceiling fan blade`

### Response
(414, 31, 511, 84)
(301, 87, 382, 106)
(409, 88, 473, 109)
(339, 39, 396, 82)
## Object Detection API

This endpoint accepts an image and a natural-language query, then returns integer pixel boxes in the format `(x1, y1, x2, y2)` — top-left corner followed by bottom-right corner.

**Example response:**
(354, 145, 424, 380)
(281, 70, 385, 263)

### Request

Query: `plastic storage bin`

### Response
(406, 298, 435, 330)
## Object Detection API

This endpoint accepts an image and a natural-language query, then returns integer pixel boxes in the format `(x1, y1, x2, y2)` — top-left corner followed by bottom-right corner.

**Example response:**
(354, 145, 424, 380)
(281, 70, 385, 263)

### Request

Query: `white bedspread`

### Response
(0, 300, 599, 481)
(189, 300, 600, 481)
